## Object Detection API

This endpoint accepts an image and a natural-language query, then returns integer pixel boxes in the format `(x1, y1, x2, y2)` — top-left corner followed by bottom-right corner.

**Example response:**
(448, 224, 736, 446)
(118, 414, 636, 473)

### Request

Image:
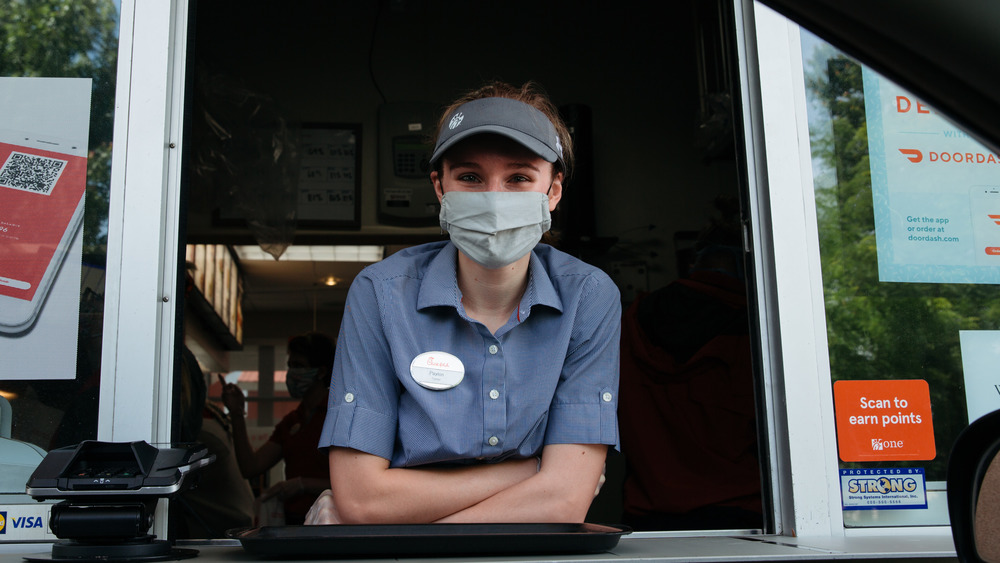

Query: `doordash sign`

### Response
(833, 379, 935, 462)
(863, 68, 1000, 284)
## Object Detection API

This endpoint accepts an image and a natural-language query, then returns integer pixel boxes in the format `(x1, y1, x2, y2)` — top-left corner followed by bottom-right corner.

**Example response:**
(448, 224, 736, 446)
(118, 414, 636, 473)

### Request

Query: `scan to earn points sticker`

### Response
(833, 379, 936, 462)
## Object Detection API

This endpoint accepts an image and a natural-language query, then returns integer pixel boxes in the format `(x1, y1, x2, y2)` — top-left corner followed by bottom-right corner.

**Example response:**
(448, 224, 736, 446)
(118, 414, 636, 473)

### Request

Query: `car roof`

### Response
(758, 0, 1000, 153)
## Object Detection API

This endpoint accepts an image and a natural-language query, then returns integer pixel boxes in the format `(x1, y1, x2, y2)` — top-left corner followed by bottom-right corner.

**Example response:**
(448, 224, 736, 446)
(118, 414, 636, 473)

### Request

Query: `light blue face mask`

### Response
(439, 191, 551, 269)
(286, 367, 320, 399)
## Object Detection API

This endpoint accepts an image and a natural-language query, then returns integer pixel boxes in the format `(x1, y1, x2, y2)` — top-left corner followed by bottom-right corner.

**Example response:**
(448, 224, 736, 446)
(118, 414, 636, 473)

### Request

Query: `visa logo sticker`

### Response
(10, 516, 44, 529)
(0, 504, 56, 540)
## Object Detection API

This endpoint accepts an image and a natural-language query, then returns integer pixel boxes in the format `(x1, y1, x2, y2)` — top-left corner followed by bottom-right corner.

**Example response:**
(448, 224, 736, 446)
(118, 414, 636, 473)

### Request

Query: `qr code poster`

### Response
(0, 150, 68, 195)
(0, 75, 91, 380)
(0, 142, 87, 302)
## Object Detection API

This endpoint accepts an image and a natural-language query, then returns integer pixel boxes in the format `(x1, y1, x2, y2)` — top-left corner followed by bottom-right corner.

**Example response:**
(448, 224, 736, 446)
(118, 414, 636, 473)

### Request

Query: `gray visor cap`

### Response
(429, 97, 564, 168)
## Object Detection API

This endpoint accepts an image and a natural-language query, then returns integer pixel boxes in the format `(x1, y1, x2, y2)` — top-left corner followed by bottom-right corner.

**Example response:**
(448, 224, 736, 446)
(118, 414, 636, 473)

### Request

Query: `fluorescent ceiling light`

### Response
(234, 245, 384, 262)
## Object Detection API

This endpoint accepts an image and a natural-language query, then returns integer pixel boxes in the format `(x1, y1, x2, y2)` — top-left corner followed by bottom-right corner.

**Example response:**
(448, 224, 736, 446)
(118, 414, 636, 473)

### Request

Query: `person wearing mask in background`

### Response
(306, 81, 621, 525)
(221, 331, 335, 525)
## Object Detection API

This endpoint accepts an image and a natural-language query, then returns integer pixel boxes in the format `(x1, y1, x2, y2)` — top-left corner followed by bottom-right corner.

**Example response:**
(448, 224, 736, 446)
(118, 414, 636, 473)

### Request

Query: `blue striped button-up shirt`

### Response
(319, 241, 620, 468)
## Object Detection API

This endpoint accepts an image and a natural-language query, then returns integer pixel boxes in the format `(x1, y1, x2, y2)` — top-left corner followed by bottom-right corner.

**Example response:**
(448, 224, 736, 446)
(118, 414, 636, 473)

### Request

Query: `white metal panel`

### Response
(749, 2, 844, 537)
(159, 0, 191, 445)
(733, 0, 790, 536)
(98, 0, 186, 444)
(96, 0, 133, 441)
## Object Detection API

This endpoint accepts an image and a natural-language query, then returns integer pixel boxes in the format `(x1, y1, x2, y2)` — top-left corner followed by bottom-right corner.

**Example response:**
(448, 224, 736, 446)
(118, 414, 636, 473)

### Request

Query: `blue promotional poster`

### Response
(865, 69, 1000, 284)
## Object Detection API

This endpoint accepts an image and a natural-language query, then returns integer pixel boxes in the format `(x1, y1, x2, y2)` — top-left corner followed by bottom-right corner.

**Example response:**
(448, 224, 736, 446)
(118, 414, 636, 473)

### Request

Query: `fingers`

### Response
(304, 489, 337, 525)
(594, 463, 607, 497)
(218, 379, 246, 413)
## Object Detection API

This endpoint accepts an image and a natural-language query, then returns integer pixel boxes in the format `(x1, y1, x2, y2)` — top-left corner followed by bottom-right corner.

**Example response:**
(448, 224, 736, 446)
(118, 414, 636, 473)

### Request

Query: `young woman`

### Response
(307, 82, 621, 524)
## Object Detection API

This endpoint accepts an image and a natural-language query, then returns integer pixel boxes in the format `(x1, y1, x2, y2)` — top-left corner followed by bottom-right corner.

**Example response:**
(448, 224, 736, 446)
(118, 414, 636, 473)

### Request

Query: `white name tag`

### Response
(409, 351, 465, 390)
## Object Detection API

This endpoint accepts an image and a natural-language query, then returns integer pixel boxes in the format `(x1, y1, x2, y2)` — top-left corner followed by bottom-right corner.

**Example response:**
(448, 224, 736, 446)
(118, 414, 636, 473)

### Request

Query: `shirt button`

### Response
(602, 392, 613, 402)
(488, 436, 499, 446)
(489, 389, 500, 400)
(345, 393, 355, 403)
(489, 344, 499, 355)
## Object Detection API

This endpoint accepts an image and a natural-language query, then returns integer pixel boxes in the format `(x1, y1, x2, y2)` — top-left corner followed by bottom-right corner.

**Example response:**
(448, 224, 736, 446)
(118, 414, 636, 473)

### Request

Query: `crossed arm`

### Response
(305, 443, 607, 524)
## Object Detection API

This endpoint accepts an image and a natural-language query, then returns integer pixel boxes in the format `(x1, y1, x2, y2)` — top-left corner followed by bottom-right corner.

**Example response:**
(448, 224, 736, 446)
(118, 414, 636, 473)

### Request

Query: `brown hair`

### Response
(433, 81, 575, 185)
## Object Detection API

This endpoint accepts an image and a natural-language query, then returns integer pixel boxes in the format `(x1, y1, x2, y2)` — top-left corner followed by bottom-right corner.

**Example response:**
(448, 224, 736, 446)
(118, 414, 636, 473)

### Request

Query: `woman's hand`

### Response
(218, 374, 245, 416)
(304, 489, 343, 525)
(595, 463, 607, 497)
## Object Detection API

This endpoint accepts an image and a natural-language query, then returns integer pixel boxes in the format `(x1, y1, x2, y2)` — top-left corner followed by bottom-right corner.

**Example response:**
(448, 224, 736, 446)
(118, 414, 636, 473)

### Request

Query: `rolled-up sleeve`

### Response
(319, 275, 401, 460)
(543, 273, 622, 449)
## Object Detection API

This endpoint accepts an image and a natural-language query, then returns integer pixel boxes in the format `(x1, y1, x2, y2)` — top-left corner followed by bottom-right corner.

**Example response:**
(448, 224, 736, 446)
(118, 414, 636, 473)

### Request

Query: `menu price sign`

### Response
(296, 124, 361, 229)
(833, 379, 936, 462)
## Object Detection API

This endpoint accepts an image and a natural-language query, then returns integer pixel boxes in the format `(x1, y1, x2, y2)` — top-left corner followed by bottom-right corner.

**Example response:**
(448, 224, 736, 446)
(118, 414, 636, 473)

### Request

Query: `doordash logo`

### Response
(895, 96, 932, 115)
(899, 148, 1000, 165)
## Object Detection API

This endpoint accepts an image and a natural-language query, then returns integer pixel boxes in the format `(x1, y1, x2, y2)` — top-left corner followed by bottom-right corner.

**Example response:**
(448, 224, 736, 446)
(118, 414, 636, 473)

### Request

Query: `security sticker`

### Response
(840, 467, 928, 510)
(410, 351, 465, 390)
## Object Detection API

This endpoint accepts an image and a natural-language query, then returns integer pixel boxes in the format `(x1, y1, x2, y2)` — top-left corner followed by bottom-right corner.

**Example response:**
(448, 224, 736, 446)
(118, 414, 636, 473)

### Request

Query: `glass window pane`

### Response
(801, 30, 1000, 526)
(0, 0, 119, 505)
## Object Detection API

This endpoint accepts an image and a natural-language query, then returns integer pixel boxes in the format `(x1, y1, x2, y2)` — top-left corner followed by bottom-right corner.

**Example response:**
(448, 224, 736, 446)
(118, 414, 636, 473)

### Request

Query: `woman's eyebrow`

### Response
(506, 162, 541, 172)
(448, 160, 541, 171)
(448, 161, 482, 170)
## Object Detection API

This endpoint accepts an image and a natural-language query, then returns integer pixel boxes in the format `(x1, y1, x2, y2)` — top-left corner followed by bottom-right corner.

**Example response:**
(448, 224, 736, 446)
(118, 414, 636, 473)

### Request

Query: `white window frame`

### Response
(99, 0, 189, 445)
(97, 0, 190, 537)
(744, 0, 954, 538)
(736, 1, 842, 537)
(88, 0, 959, 544)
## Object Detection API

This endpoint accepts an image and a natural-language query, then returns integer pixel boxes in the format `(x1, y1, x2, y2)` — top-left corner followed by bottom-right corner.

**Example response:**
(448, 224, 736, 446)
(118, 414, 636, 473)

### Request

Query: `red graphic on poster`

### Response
(0, 142, 87, 301)
(833, 379, 936, 462)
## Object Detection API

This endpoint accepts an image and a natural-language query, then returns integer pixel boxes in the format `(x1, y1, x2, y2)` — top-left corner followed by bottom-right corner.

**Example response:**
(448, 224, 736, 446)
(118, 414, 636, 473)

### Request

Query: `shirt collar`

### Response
(416, 242, 564, 314)
(417, 242, 461, 310)
(524, 246, 563, 313)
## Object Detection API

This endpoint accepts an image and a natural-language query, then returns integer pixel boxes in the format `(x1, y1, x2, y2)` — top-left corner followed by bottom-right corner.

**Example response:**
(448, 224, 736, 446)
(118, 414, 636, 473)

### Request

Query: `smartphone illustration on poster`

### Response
(969, 186, 1000, 267)
(0, 130, 87, 334)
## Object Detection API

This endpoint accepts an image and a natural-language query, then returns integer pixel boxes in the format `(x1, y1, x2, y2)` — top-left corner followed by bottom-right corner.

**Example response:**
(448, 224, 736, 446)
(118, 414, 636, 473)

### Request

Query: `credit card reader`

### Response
(25, 440, 213, 562)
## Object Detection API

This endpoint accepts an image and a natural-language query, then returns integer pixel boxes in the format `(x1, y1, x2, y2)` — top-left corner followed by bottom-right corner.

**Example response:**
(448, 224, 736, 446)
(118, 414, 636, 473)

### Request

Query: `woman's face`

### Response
(431, 134, 562, 212)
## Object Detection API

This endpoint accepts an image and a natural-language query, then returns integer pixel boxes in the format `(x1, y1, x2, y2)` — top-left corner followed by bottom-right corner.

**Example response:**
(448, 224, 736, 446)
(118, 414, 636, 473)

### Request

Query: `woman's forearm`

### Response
(434, 443, 607, 523)
(328, 447, 538, 524)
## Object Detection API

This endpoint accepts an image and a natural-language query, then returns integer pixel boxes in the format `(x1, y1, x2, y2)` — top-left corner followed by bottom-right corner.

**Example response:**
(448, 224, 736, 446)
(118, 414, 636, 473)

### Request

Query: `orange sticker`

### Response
(833, 379, 936, 462)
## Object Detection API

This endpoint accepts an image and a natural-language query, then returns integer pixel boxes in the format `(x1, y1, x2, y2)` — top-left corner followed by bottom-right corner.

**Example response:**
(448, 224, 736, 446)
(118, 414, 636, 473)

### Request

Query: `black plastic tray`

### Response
(227, 523, 631, 558)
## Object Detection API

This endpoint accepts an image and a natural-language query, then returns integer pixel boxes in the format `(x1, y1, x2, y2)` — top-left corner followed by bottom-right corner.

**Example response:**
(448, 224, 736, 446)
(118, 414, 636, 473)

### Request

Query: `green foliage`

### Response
(1, 0, 118, 255)
(805, 49, 1000, 478)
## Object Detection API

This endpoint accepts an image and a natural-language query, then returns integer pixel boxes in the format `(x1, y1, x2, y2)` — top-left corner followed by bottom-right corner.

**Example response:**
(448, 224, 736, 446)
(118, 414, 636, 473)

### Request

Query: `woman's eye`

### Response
(509, 175, 531, 183)
(457, 174, 480, 183)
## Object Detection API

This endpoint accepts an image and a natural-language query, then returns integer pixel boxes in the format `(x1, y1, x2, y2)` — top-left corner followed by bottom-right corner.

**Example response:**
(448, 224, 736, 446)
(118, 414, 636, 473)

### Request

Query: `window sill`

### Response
(3, 533, 958, 561)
